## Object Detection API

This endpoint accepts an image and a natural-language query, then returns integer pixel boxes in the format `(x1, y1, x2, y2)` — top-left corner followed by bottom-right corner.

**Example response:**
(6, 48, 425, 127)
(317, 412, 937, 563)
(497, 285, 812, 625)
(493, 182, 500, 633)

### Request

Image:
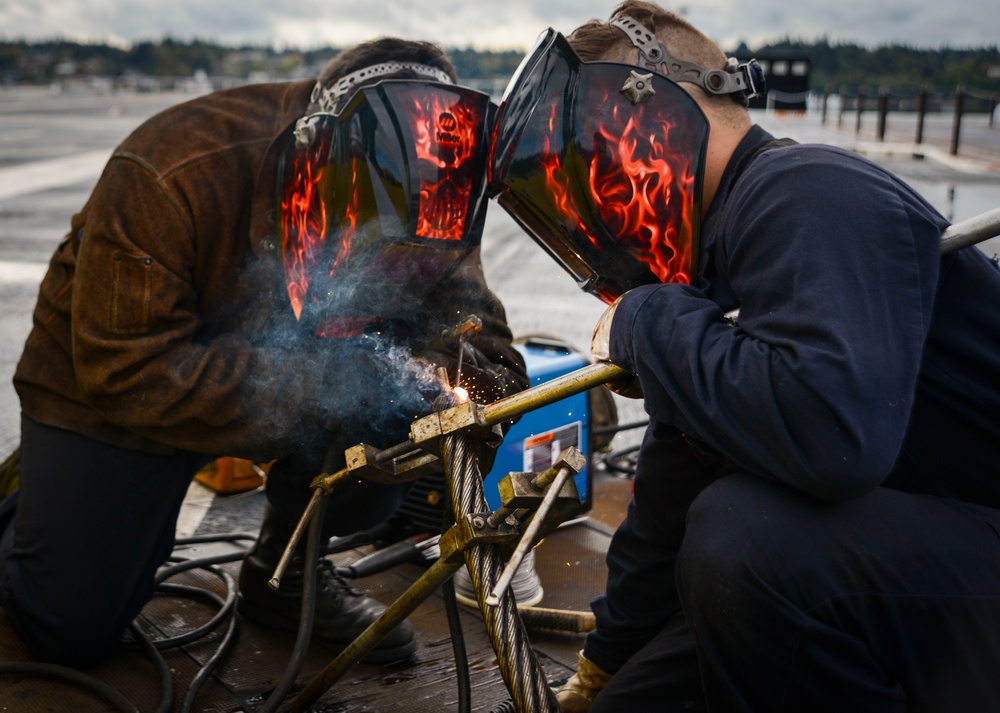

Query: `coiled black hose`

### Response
(0, 532, 253, 713)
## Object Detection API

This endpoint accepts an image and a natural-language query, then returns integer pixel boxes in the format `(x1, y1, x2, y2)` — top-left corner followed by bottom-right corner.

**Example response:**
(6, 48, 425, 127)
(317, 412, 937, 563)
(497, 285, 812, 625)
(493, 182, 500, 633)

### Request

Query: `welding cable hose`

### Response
(427, 504, 475, 713)
(143, 531, 282, 713)
(0, 661, 145, 713)
(152, 566, 241, 713)
(256, 496, 329, 713)
(0, 535, 251, 713)
(181, 607, 239, 713)
(148, 535, 251, 713)
(128, 623, 174, 713)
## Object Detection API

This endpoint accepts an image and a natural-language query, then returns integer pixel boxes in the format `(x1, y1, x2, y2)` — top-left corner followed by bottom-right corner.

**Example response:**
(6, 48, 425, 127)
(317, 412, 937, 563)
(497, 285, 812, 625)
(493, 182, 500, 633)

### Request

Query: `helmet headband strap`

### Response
(310, 61, 454, 114)
(610, 15, 763, 102)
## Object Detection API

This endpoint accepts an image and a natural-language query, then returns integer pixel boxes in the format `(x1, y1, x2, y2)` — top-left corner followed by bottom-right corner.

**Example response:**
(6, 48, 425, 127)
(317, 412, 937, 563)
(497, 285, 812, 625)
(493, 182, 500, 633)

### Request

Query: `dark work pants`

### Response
(0, 416, 207, 666)
(585, 426, 724, 711)
(0, 416, 410, 667)
(589, 443, 1000, 712)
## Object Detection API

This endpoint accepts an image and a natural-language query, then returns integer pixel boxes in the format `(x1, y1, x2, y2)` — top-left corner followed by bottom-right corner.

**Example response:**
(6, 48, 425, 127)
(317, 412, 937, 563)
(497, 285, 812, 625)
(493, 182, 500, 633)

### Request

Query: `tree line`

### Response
(749, 37, 999, 98)
(1, 36, 997, 99)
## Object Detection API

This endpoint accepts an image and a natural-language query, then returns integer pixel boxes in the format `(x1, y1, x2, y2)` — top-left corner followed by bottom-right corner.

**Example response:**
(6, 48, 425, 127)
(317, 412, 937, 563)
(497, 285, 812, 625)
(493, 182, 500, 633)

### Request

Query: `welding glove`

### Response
(590, 294, 643, 399)
(555, 650, 613, 712)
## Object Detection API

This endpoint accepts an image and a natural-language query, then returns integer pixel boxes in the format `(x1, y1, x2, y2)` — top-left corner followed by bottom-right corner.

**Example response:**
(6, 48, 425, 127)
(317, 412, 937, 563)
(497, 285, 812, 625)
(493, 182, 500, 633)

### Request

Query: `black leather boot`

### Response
(237, 505, 416, 663)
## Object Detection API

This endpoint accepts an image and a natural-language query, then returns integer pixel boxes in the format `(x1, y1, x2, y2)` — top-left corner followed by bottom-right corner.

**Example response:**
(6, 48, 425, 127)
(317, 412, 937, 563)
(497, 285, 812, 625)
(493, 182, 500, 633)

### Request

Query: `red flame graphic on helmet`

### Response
(330, 156, 362, 271)
(280, 136, 362, 321)
(410, 92, 479, 240)
(281, 141, 328, 320)
(539, 92, 696, 289)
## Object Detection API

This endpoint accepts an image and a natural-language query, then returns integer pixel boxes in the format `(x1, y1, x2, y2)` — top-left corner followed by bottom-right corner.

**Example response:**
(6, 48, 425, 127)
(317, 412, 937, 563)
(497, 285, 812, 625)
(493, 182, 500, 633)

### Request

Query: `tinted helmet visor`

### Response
(491, 29, 708, 303)
(277, 80, 495, 333)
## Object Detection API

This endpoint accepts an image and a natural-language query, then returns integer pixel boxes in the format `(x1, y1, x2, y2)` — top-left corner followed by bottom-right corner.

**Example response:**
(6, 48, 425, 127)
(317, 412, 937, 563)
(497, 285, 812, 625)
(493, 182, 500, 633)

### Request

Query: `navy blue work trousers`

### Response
(0, 416, 410, 667)
(586, 427, 1000, 712)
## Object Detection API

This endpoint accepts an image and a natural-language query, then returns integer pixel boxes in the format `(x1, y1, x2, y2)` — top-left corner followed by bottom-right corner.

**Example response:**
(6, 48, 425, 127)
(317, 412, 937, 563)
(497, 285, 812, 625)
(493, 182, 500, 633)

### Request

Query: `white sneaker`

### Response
(452, 547, 544, 608)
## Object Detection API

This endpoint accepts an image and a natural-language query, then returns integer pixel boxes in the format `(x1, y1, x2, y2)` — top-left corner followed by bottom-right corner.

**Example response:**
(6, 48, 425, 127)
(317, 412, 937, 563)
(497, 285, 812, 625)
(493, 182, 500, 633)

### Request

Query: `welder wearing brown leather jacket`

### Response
(0, 37, 527, 668)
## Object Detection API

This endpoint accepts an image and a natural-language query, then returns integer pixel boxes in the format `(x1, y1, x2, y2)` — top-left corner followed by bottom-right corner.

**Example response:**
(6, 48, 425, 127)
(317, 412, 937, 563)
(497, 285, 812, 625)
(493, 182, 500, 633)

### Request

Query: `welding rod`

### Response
(268, 488, 324, 589)
(270, 465, 362, 588)
(441, 314, 483, 343)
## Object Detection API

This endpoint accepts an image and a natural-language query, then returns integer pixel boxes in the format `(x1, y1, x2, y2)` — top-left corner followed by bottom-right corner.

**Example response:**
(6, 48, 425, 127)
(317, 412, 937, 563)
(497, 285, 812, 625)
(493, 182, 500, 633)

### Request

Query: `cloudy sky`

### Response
(0, 0, 997, 51)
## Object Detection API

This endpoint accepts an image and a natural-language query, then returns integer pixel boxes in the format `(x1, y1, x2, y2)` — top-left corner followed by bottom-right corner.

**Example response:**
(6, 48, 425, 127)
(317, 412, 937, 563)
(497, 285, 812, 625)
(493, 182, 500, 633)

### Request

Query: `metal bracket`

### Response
(437, 512, 520, 563)
(409, 400, 504, 451)
(339, 442, 442, 485)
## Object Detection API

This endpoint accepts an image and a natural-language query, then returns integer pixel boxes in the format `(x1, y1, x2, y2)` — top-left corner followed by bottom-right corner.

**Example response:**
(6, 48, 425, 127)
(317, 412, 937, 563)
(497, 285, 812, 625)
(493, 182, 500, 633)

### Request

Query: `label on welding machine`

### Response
(523, 422, 582, 472)
(483, 338, 592, 513)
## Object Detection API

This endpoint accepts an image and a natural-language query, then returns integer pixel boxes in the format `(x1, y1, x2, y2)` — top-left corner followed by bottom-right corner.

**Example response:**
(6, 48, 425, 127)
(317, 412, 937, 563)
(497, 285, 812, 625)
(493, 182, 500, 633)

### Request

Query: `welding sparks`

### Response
(452, 386, 470, 402)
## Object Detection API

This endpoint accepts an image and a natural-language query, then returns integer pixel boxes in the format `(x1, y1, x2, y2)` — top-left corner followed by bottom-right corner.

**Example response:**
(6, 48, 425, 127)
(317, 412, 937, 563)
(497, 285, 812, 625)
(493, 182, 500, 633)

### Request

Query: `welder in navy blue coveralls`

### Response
(489, 2, 1000, 711)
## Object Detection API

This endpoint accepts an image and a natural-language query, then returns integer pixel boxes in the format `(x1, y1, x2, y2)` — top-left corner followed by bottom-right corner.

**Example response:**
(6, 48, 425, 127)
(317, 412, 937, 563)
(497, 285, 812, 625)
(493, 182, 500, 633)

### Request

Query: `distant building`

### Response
(735, 50, 811, 112)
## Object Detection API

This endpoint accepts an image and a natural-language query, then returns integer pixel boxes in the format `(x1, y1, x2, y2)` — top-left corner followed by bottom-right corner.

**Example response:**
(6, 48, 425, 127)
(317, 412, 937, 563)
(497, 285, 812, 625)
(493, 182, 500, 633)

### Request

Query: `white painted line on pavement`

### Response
(176, 479, 216, 538)
(0, 150, 109, 201)
(0, 261, 47, 284)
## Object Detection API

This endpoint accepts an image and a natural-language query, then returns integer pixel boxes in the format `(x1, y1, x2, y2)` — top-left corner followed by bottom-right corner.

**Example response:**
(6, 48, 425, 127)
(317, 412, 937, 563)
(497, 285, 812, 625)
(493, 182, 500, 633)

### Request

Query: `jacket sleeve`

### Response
(71, 156, 335, 461)
(609, 149, 945, 502)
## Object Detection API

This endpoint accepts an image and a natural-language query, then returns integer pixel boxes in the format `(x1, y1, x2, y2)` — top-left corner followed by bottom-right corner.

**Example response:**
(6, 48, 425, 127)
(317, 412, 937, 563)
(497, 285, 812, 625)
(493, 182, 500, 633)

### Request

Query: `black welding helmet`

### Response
(490, 27, 712, 304)
(277, 78, 495, 337)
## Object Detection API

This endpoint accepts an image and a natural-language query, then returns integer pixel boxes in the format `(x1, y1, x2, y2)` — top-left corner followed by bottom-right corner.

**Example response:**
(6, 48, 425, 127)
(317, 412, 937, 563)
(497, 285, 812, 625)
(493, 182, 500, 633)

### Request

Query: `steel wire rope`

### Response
(442, 431, 557, 713)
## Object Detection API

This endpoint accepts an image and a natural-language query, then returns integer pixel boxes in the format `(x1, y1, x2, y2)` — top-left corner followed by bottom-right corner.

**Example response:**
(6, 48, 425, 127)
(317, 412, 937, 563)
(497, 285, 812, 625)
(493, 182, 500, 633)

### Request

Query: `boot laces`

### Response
(316, 558, 363, 599)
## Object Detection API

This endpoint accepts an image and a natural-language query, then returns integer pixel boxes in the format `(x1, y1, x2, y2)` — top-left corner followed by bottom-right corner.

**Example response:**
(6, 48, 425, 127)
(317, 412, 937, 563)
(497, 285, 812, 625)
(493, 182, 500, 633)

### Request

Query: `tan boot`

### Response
(555, 650, 613, 712)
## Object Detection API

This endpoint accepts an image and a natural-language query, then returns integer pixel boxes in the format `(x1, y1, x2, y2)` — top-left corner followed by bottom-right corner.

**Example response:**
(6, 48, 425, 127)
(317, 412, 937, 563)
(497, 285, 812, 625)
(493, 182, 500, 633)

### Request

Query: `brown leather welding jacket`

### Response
(13, 79, 527, 460)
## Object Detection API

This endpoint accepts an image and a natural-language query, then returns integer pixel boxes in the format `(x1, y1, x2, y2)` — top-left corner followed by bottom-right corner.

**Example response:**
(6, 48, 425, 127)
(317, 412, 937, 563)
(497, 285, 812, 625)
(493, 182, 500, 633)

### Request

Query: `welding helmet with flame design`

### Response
(277, 79, 495, 337)
(489, 28, 711, 304)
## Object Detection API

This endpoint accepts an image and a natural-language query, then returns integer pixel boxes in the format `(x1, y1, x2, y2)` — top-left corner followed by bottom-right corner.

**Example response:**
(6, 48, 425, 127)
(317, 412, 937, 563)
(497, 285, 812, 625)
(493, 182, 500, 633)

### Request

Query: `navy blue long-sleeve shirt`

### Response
(609, 125, 1000, 504)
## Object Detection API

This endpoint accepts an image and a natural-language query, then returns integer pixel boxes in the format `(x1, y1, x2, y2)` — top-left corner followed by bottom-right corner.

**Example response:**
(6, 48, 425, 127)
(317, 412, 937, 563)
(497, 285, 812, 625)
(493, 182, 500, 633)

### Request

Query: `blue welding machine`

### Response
(482, 336, 593, 514)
